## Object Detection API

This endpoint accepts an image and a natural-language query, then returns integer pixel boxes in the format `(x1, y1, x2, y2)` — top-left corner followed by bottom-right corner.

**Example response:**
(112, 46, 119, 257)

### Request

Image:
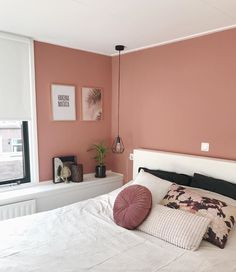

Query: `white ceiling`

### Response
(0, 0, 235, 55)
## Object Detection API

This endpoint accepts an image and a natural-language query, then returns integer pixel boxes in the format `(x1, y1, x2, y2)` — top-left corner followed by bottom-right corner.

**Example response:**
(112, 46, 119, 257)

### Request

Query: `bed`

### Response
(0, 149, 236, 272)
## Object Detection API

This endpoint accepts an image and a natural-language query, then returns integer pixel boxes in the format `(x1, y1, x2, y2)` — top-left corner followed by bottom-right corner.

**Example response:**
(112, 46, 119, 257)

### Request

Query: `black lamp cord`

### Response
(117, 50, 121, 137)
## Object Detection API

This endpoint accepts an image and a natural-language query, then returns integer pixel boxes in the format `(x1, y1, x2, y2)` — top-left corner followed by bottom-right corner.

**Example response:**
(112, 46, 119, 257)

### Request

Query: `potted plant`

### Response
(88, 143, 109, 178)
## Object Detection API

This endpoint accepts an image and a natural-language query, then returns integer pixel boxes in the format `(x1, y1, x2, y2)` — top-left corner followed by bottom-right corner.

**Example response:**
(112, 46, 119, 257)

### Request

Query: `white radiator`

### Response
(0, 199, 36, 221)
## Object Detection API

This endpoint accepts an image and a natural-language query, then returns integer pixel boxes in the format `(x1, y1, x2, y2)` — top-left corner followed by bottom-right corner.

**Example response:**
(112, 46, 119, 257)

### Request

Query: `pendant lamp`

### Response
(112, 45, 125, 154)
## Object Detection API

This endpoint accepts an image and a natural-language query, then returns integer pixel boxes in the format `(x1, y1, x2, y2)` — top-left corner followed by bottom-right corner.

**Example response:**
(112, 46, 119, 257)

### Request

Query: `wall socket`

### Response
(201, 142, 209, 152)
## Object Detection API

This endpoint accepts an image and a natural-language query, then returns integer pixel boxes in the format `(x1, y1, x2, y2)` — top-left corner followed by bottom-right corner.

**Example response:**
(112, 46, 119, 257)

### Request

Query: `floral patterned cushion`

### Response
(161, 184, 236, 249)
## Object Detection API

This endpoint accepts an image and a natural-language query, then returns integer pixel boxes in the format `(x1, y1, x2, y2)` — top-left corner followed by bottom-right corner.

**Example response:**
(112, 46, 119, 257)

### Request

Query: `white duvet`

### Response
(0, 187, 236, 272)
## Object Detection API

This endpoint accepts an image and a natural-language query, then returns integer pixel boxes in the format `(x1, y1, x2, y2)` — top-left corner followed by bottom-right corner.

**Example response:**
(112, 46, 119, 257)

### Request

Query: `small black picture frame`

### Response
(53, 155, 76, 183)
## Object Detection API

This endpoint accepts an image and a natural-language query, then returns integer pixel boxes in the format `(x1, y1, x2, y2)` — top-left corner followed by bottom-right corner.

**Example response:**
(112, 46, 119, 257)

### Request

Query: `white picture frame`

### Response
(51, 84, 76, 121)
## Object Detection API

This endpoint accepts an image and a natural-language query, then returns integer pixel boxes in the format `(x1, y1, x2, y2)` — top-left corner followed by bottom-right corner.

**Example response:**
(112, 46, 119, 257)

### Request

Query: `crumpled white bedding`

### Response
(0, 187, 236, 272)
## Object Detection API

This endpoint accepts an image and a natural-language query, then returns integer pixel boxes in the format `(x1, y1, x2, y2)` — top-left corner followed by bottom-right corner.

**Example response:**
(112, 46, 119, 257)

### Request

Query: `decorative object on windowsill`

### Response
(53, 156, 76, 183)
(61, 166, 71, 183)
(51, 84, 76, 121)
(112, 45, 125, 153)
(71, 163, 83, 182)
(81, 87, 103, 121)
(88, 143, 109, 178)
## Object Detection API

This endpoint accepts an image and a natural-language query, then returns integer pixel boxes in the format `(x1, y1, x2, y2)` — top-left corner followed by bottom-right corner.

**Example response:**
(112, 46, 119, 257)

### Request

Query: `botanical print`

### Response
(82, 87, 102, 121)
(161, 184, 236, 248)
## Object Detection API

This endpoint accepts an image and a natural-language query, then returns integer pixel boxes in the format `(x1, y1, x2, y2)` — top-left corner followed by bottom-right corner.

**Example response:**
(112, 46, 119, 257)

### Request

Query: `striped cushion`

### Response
(138, 205, 210, 250)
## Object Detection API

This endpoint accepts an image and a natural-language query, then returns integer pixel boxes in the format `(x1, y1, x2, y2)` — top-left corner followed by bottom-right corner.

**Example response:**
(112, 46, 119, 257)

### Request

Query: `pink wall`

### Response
(111, 29, 236, 181)
(35, 29, 236, 182)
(34, 42, 112, 181)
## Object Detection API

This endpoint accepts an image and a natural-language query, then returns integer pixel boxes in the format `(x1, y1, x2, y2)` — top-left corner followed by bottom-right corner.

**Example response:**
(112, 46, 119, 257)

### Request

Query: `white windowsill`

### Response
(0, 171, 123, 206)
(0, 181, 39, 193)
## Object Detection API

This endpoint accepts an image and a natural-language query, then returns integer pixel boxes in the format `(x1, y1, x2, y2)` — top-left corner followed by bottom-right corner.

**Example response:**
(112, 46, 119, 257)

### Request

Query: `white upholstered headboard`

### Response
(133, 149, 236, 184)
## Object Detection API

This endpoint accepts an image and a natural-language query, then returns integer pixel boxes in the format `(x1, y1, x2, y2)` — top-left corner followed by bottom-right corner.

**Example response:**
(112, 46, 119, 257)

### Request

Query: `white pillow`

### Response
(132, 170, 172, 204)
(108, 180, 134, 204)
(138, 204, 210, 250)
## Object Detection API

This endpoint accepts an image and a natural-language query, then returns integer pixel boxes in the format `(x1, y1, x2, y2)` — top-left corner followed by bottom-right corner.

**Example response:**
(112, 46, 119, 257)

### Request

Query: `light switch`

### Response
(201, 142, 209, 152)
(129, 153, 134, 160)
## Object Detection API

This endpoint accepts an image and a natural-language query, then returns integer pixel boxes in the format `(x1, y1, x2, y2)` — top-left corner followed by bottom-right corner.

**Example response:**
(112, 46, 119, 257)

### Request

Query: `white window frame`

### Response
(28, 37, 39, 185)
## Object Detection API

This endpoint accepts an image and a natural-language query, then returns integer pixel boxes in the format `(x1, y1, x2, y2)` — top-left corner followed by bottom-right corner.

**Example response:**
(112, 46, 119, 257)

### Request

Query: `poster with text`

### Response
(51, 84, 76, 121)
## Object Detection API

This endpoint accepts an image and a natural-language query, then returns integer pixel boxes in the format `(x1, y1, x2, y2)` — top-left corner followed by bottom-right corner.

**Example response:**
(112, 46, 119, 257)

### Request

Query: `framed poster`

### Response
(51, 84, 76, 121)
(81, 87, 102, 121)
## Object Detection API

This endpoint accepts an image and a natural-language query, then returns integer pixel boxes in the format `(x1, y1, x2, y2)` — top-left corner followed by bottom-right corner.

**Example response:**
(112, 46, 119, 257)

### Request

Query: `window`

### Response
(0, 121, 30, 185)
(0, 32, 39, 187)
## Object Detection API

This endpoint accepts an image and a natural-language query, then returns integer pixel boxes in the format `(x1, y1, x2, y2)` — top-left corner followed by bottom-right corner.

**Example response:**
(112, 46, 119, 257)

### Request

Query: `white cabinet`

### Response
(0, 171, 123, 213)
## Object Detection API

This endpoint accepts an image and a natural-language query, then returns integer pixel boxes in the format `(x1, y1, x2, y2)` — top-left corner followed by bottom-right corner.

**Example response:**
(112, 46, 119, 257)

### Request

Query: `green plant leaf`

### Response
(87, 142, 109, 165)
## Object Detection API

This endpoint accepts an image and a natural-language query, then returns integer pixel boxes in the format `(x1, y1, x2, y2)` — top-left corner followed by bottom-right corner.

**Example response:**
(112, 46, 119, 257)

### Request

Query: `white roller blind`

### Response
(0, 33, 32, 120)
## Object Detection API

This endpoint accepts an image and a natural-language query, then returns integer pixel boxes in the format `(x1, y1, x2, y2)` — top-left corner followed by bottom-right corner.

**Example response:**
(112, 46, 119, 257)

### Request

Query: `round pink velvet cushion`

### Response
(113, 185, 152, 230)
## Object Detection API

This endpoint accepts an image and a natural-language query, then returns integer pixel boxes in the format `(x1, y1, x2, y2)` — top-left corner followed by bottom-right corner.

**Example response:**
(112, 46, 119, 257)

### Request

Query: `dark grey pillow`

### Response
(191, 173, 236, 200)
(138, 167, 192, 186)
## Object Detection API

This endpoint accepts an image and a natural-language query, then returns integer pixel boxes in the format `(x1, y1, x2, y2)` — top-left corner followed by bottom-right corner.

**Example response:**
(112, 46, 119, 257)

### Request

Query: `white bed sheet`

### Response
(0, 187, 236, 272)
